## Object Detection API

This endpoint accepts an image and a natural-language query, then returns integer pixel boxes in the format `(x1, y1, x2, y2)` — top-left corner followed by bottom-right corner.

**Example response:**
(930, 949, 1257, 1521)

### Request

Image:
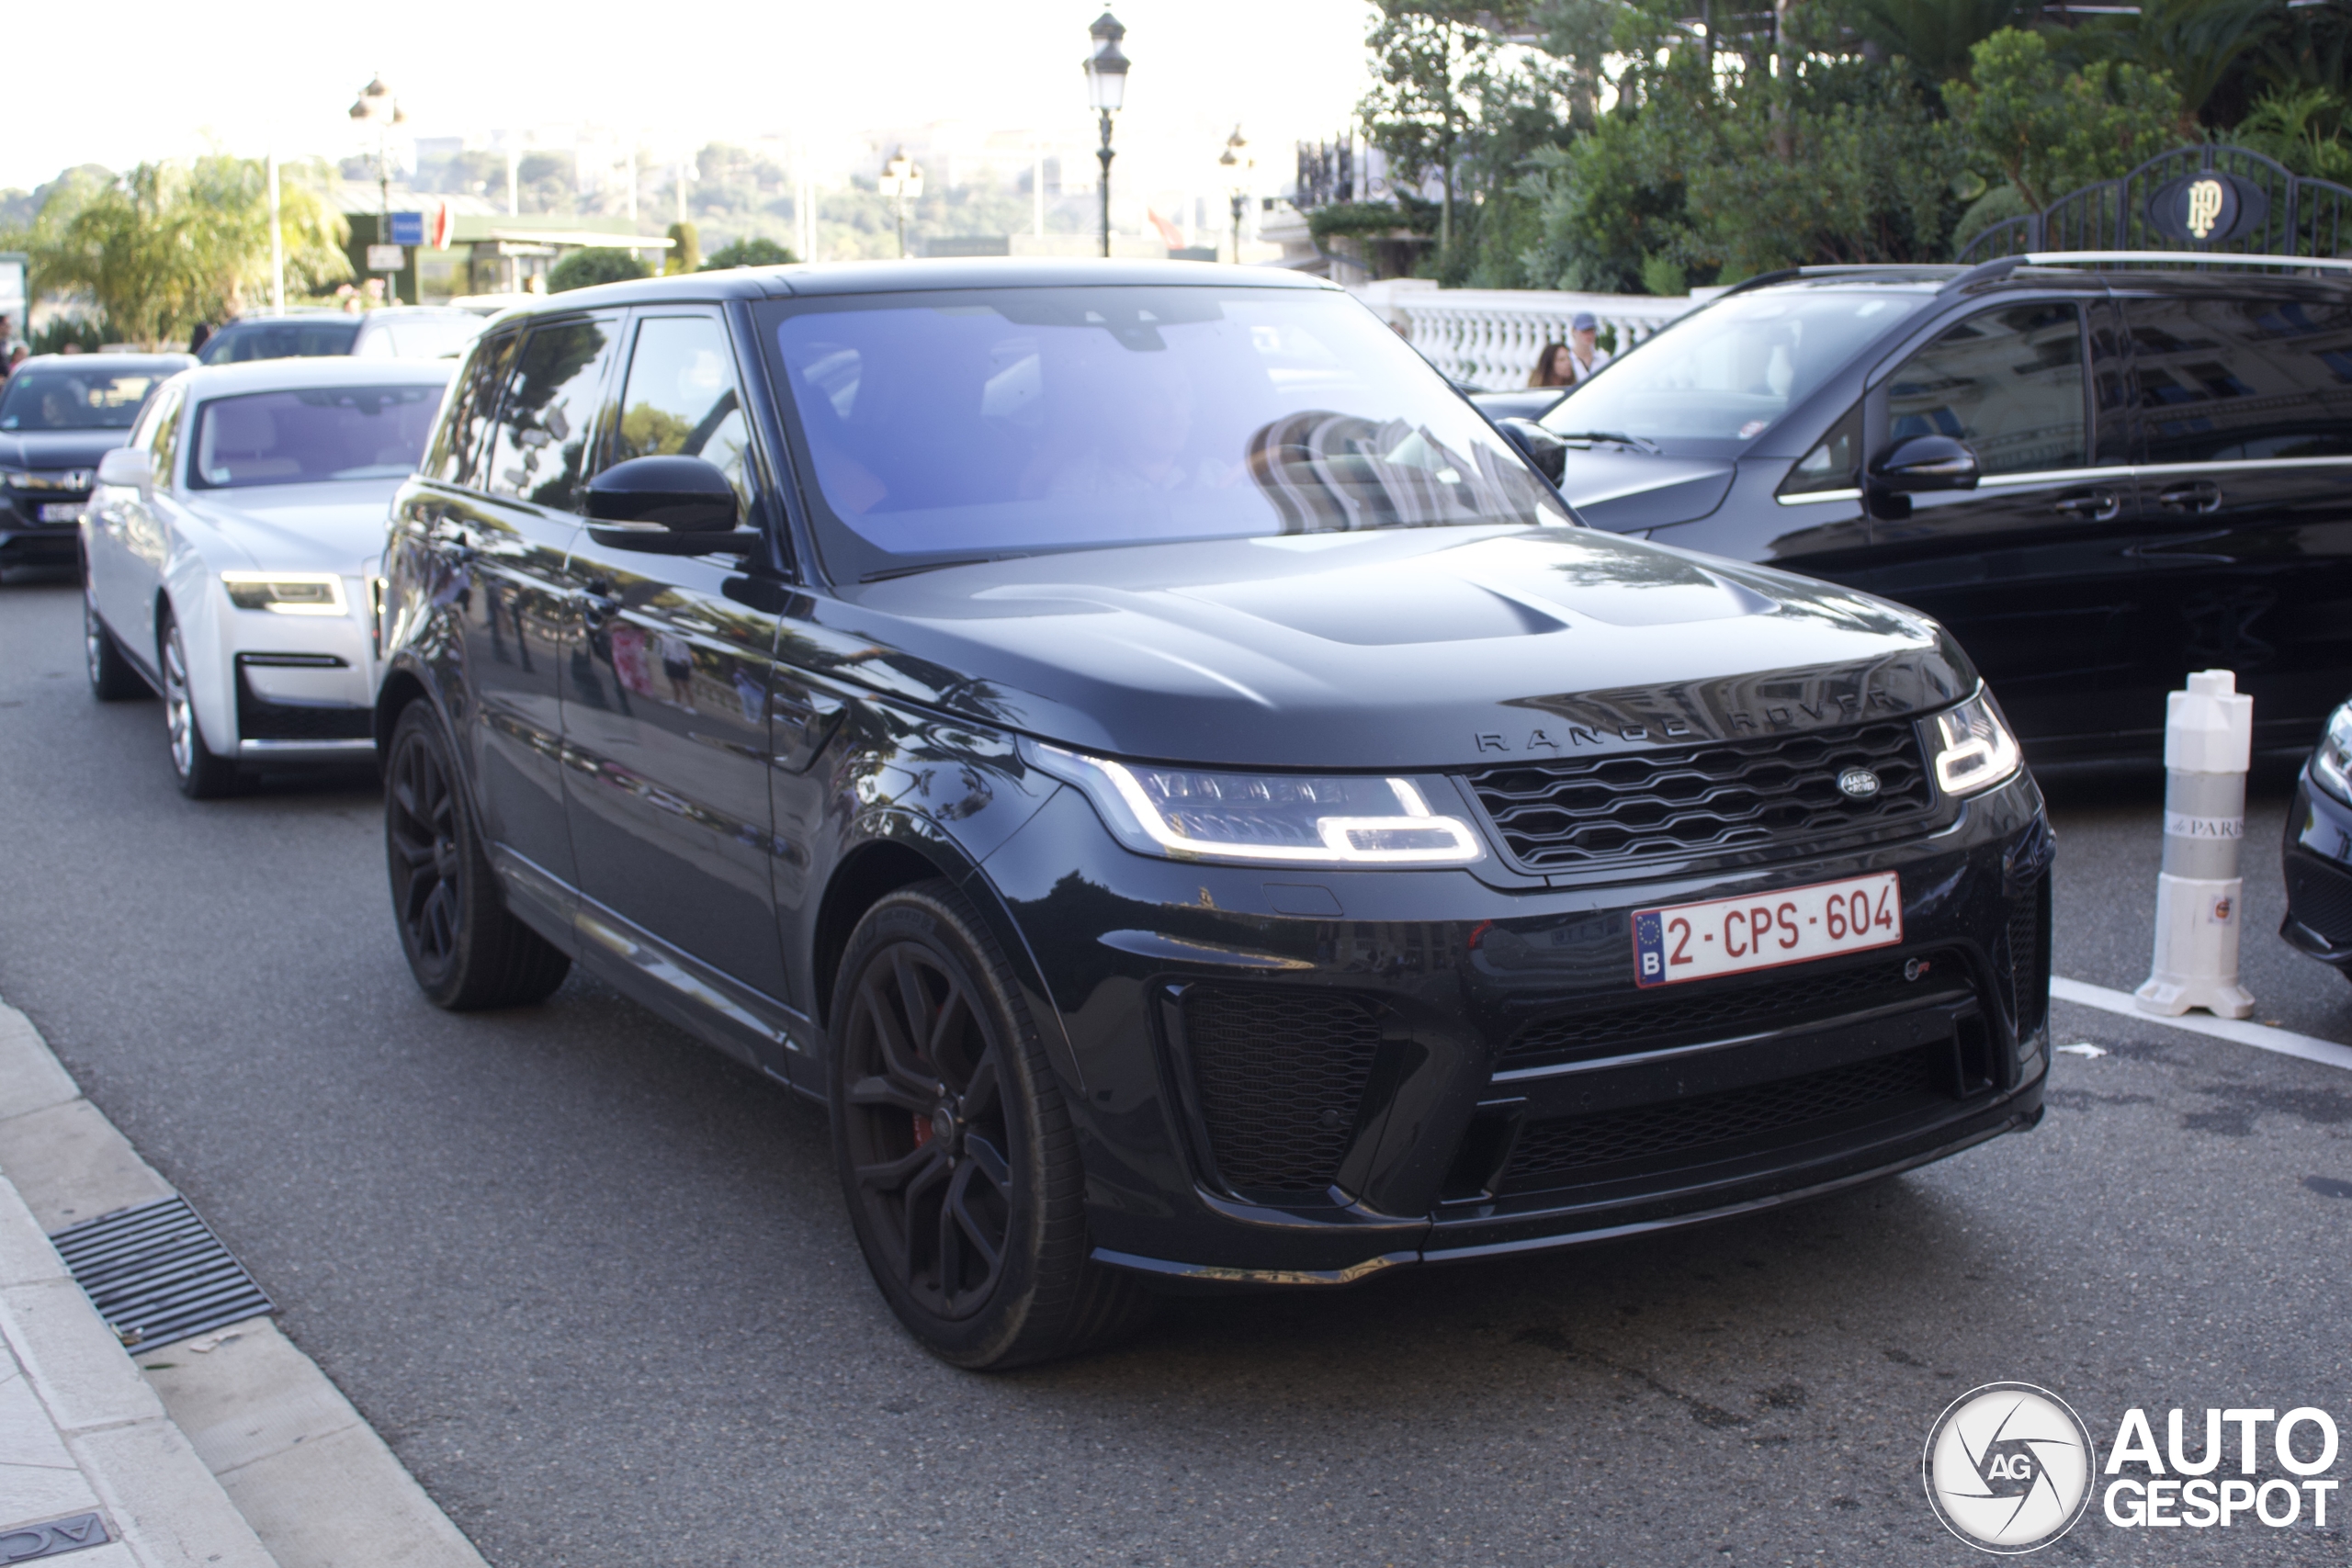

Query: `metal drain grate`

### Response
(48, 1196, 274, 1352)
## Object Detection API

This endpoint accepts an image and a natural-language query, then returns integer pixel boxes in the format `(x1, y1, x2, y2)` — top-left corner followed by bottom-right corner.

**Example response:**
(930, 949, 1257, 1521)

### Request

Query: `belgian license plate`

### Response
(38, 502, 85, 523)
(1634, 871, 1902, 987)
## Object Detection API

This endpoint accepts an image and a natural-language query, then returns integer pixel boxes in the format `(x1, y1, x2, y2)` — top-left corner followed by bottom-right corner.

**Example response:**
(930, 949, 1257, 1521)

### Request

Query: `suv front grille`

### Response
(1464, 722, 1934, 873)
(1179, 985, 1382, 1200)
(1499, 948, 1963, 1071)
(1498, 1043, 1951, 1194)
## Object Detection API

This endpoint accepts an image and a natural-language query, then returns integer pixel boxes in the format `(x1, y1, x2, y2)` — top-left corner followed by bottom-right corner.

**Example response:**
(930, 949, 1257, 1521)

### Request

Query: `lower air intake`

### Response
(1180, 985, 1383, 1200)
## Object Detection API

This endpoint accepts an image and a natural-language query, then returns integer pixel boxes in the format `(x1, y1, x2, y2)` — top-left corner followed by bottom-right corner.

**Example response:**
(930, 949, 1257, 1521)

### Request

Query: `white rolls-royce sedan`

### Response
(81, 356, 452, 796)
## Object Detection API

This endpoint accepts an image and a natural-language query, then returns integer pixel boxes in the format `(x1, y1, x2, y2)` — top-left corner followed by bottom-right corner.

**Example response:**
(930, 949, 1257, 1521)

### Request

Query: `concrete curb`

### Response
(0, 999, 488, 1568)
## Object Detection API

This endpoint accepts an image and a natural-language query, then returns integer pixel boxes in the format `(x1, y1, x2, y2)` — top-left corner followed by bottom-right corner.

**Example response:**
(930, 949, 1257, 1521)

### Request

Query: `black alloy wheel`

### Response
(85, 585, 145, 701)
(831, 883, 1149, 1369)
(384, 701, 571, 1010)
(159, 612, 241, 798)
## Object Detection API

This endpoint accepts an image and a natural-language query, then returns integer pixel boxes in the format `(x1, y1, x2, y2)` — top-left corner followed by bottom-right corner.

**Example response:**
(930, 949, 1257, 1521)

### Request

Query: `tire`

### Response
(383, 701, 571, 1010)
(159, 612, 242, 798)
(830, 881, 1151, 1370)
(85, 586, 146, 701)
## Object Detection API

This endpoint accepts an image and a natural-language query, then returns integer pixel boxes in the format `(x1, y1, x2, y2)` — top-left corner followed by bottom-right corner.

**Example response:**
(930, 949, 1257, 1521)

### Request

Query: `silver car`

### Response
(80, 356, 453, 795)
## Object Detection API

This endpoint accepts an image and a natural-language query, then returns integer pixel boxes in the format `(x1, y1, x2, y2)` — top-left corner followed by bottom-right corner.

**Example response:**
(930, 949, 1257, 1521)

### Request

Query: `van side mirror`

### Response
(1871, 434, 1979, 494)
(96, 447, 153, 501)
(584, 456, 762, 556)
(1496, 418, 1567, 484)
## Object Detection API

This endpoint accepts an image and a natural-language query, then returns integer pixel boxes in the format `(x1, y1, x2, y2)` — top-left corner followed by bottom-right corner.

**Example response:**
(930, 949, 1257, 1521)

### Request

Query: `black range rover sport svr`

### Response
(375, 260, 2053, 1368)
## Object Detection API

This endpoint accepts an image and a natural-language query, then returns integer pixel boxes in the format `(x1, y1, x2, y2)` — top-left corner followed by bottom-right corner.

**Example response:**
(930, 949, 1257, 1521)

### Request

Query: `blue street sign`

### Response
(389, 212, 425, 246)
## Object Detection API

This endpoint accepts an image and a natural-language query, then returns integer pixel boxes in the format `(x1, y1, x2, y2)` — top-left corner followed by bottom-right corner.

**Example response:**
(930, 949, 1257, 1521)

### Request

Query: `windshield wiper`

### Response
(860, 554, 1023, 582)
(1548, 430, 1661, 455)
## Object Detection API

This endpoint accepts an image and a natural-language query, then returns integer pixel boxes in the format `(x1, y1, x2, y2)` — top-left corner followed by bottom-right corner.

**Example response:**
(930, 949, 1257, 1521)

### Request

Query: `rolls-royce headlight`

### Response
(2312, 701, 2352, 807)
(1023, 739, 1485, 867)
(220, 572, 348, 615)
(1930, 688, 2022, 797)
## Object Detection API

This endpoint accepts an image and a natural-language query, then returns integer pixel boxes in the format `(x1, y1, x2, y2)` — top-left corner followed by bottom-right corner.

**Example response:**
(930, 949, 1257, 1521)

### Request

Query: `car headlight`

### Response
(1930, 688, 2022, 797)
(220, 572, 348, 615)
(0, 469, 28, 487)
(1023, 740, 1485, 867)
(2312, 702, 2352, 807)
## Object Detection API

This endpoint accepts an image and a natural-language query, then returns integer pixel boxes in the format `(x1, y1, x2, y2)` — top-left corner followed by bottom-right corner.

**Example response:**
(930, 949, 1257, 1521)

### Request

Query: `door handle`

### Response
(2158, 480, 2222, 514)
(2052, 489, 2120, 521)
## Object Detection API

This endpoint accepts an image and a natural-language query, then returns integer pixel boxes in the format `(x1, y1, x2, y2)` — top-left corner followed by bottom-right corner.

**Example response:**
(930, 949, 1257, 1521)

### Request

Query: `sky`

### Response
(4, 0, 1381, 200)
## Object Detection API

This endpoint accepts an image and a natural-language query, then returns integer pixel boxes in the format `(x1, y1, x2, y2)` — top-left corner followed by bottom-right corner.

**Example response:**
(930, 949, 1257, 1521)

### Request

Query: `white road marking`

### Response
(2051, 976, 2352, 1074)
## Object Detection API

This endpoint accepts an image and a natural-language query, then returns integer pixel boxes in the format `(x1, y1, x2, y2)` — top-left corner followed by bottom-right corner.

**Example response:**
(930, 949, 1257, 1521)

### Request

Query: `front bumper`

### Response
(0, 492, 89, 565)
(205, 580, 379, 764)
(2281, 770, 2352, 967)
(977, 770, 2053, 1285)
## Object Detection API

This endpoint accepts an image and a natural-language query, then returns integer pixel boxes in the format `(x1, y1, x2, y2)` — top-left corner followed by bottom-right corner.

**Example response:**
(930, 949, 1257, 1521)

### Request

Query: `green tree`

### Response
(1944, 28, 2183, 210)
(664, 220, 699, 274)
(1360, 1, 1521, 261)
(546, 249, 652, 293)
(701, 236, 797, 269)
(24, 157, 346, 345)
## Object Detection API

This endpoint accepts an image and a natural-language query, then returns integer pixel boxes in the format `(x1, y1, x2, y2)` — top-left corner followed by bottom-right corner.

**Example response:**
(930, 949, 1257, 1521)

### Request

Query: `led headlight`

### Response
(1930, 688, 2022, 797)
(220, 571, 348, 615)
(1023, 740, 1485, 867)
(2312, 702, 2352, 807)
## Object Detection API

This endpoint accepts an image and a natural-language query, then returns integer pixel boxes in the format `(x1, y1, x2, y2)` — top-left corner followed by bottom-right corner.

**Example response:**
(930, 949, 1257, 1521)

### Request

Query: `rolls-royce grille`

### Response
(1498, 1043, 1950, 1194)
(1180, 986, 1382, 1199)
(1499, 948, 1965, 1071)
(1464, 722, 1934, 872)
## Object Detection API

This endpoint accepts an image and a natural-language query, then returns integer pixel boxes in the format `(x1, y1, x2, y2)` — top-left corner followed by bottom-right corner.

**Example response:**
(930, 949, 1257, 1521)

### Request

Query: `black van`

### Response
(375, 260, 2051, 1367)
(1505, 256, 2352, 761)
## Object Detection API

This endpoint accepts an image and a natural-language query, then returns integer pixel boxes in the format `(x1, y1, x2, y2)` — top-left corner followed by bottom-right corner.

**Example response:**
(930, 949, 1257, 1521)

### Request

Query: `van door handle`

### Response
(2052, 489, 2120, 521)
(2158, 480, 2222, 514)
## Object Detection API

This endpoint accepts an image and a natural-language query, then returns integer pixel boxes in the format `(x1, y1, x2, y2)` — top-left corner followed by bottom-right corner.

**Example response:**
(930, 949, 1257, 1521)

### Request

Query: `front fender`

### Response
(161, 555, 238, 760)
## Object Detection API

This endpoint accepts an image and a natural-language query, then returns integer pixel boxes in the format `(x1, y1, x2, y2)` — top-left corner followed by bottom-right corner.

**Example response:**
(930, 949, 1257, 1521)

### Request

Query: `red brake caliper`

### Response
(911, 1112, 932, 1148)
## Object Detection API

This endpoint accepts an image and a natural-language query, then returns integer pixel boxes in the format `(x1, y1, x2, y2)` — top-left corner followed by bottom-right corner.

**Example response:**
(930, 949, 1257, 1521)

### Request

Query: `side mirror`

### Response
(584, 456, 762, 556)
(1497, 418, 1567, 485)
(96, 447, 153, 501)
(1871, 434, 1979, 494)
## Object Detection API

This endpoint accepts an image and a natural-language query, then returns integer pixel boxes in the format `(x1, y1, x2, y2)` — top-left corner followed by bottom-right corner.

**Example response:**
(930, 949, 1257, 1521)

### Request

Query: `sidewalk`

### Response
(0, 1000, 485, 1567)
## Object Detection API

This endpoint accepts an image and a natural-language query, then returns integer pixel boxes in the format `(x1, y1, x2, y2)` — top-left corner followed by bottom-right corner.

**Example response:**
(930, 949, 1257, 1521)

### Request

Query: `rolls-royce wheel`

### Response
(831, 881, 1150, 1370)
(160, 612, 241, 798)
(85, 587, 145, 701)
(384, 700, 571, 1010)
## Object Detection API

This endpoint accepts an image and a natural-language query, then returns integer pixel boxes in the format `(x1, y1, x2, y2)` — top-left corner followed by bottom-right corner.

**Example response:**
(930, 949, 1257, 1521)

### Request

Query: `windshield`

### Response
(1541, 288, 1927, 448)
(761, 286, 1567, 580)
(187, 384, 445, 490)
(198, 320, 364, 365)
(0, 369, 161, 431)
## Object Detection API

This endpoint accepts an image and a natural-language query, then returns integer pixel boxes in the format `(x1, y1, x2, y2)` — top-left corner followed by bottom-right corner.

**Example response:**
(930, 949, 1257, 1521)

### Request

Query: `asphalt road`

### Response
(4, 571, 2350, 1566)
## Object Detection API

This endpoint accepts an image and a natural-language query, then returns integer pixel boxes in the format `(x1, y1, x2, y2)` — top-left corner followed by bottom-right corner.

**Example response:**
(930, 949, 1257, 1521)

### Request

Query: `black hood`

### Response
(1555, 448, 1736, 533)
(0, 430, 131, 471)
(785, 526, 1974, 770)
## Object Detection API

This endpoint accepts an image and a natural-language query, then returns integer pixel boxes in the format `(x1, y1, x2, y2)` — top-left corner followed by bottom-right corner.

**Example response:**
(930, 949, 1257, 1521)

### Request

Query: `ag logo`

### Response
(1923, 1382, 2097, 1553)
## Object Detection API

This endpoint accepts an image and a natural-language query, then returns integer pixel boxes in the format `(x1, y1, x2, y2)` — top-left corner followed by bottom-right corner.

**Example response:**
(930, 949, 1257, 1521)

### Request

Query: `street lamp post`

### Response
(348, 75, 407, 303)
(1218, 126, 1251, 265)
(877, 149, 923, 260)
(1082, 12, 1128, 260)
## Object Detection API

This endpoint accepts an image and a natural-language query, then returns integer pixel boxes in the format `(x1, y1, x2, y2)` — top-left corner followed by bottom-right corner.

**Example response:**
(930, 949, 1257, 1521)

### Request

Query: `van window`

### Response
(2126, 295, 2352, 463)
(1885, 304, 2084, 476)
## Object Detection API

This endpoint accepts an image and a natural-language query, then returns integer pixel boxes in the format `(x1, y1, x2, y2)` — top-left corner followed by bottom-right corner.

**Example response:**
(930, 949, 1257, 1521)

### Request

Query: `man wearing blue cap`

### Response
(1566, 310, 1611, 384)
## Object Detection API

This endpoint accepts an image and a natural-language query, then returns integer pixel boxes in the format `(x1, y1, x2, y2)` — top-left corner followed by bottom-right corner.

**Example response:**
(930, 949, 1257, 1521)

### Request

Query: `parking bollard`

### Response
(2135, 669, 2256, 1019)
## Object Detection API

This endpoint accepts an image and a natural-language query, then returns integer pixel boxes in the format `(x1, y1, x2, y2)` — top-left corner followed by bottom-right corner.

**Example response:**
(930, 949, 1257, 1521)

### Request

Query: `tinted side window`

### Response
(1781, 402, 1861, 496)
(2127, 295, 2352, 463)
(1886, 303, 2084, 476)
(611, 315, 755, 508)
(141, 388, 186, 490)
(427, 332, 517, 487)
(482, 314, 620, 511)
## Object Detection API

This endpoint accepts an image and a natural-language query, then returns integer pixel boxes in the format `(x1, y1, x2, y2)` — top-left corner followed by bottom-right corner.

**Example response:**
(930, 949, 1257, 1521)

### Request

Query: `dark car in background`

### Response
(2282, 699, 2352, 978)
(198, 307, 484, 366)
(0, 354, 191, 576)
(373, 260, 2052, 1369)
(1498, 256, 2352, 763)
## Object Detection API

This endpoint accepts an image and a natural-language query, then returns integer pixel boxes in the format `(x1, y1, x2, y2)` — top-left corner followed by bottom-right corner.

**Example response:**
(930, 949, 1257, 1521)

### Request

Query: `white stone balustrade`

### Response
(1352, 280, 1702, 391)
